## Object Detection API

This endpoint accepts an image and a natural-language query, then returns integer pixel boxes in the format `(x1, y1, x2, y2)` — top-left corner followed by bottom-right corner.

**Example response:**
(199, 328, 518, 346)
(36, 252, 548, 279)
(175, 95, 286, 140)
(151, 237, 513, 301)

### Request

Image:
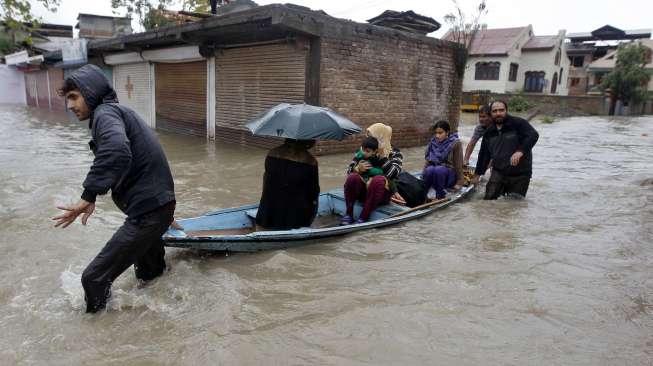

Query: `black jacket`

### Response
(475, 114, 539, 177)
(69, 64, 175, 217)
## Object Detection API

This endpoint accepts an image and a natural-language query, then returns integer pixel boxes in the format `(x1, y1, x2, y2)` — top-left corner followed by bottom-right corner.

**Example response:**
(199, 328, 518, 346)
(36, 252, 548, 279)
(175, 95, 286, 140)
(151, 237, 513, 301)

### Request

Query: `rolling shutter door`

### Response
(35, 71, 50, 108)
(155, 61, 207, 137)
(215, 43, 307, 132)
(113, 63, 152, 126)
(25, 73, 38, 106)
(48, 68, 65, 111)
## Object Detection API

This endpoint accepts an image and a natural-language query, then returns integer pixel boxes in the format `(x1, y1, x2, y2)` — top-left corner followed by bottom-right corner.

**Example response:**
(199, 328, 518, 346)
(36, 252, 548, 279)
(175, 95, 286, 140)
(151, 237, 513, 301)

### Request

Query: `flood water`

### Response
(0, 104, 652, 365)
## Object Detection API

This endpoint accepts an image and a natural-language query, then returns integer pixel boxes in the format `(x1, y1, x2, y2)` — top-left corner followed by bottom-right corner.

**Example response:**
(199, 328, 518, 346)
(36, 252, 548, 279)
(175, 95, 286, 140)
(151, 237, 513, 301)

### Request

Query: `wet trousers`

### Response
(81, 201, 175, 313)
(484, 170, 531, 200)
(344, 174, 393, 221)
(422, 165, 456, 199)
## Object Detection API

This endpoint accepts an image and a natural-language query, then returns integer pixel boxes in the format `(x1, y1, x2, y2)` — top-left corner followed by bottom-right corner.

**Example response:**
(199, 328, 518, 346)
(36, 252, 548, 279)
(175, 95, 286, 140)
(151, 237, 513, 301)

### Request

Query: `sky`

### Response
(32, 0, 653, 38)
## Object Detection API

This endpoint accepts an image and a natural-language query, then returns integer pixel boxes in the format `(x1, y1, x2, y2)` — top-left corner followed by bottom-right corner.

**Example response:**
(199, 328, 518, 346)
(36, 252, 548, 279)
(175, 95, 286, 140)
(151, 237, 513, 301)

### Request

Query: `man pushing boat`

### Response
(52, 64, 176, 313)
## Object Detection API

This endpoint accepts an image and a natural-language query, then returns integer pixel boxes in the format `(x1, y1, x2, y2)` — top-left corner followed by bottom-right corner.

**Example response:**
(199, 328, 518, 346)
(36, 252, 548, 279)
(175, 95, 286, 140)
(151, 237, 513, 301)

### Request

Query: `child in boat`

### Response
(349, 137, 387, 183)
(423, 120, 464, 200)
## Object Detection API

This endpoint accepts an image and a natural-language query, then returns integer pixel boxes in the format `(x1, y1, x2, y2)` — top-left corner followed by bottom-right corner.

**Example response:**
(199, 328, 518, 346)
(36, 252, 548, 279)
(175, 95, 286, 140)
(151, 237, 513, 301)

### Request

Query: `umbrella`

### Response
(246, 103, 362, 141)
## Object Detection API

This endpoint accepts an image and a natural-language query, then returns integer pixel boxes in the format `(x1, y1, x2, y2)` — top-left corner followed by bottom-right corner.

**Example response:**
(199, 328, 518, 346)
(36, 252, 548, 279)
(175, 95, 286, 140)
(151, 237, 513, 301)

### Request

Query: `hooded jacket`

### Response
(474, 114, 539, 177)
(68, 64, 175, 217)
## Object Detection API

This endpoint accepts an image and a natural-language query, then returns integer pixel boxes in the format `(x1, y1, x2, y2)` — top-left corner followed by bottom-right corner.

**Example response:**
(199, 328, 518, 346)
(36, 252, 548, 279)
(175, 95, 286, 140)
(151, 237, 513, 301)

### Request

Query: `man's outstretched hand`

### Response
(53, 199, 95, 228)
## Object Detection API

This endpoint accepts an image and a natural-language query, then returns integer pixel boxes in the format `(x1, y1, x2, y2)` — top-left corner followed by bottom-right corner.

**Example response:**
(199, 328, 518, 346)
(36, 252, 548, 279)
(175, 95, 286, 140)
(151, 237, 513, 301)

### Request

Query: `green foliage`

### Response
(142, 5, 172, 30)
(508, 95, 534, 112)
(112, 0, 211, 31)
(601, 43, 652, 104)
(540, 116, 555, 124)
(0, 0, 59, 53)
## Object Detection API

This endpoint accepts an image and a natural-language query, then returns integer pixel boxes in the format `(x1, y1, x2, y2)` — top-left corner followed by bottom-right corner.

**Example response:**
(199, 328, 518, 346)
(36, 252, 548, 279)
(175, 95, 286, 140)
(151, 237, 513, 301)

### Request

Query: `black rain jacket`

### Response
(474, 114, 539, 177)
(68, 64, 175, 217)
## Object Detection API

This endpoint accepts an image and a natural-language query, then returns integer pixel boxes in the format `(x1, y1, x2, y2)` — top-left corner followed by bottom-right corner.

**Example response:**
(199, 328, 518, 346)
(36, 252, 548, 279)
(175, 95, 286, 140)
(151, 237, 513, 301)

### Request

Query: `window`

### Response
(570, 77, 581, 87)
(509, 63, 519, 82)
(559, 68, 563, 84)
(571, 56, 584, 67)
(524, 71, 546, 93)
(474, 62, 501, 80)
(554, 50, 561, 66)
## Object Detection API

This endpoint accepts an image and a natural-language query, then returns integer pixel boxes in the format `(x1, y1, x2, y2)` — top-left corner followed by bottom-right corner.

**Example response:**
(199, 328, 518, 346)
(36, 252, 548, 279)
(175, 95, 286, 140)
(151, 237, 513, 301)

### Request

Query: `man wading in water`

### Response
(473, 100, 539, 199)
(52, 64, 176, 313)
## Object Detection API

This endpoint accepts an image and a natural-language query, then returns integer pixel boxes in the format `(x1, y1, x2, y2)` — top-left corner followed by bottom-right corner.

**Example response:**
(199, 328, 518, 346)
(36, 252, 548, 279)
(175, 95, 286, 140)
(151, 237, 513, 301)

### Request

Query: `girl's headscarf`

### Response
(366, 123, 393, 158)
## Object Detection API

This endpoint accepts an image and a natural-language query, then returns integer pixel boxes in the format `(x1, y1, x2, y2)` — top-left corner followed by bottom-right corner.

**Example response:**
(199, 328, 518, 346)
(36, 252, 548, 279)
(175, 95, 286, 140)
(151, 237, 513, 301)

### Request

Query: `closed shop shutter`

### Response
(215, 43, 307, 133)
(25, 73, 38, 106)
(35, 71, 50, 108)
(48, 67, 65, 111)
(113, 62, 152, 126)
(155, 61, 207, 137)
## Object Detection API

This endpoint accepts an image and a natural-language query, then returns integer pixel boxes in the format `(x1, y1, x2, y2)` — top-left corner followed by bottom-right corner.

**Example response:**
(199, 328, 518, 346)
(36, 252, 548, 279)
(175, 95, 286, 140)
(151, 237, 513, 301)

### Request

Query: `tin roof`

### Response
(367, 10, 440, 35)
(449, 27, 528, 56)
(523, 35, 558, 50)
(568, 25, 651, 41)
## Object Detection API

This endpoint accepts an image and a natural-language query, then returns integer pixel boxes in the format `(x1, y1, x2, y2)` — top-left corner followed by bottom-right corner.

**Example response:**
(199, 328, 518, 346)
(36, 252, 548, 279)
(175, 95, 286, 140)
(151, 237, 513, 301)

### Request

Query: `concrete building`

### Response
(443, 25, 570, 95)
(90, 4, 464, 154)
(0, 64, 27, 104)
(566, 25, 651, 95)
(76, 14, 132, 39)
(586, 38, 653, 114)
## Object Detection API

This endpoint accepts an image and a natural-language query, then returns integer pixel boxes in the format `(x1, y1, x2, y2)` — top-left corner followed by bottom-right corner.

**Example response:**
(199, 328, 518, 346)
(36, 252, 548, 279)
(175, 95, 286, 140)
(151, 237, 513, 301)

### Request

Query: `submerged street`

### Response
(0, 104, 651, 365)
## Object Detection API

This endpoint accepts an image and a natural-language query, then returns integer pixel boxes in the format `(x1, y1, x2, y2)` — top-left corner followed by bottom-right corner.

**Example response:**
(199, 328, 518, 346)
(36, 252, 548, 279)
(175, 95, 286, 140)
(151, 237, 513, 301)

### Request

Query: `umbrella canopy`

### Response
(246, 103, 362, 141)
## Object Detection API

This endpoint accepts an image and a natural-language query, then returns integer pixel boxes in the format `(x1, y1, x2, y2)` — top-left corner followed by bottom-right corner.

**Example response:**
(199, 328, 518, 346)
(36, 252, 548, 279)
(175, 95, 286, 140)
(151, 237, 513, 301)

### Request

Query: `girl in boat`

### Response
(342, 123, 403, 225)
(423, 120, 464, 200)
(256, 139, 320, 230)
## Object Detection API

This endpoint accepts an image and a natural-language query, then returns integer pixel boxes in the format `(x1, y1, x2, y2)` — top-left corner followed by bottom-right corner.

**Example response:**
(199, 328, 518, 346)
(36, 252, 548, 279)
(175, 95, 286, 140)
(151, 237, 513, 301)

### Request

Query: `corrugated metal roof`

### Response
(444, 26, 528, 56)
(523, 35, 558, 50)
(588, 39, 653, 70)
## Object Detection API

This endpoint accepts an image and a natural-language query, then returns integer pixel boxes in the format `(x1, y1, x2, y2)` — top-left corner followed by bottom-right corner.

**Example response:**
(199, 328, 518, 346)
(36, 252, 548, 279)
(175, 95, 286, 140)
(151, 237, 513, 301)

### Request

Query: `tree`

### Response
(602, 42, 652, 115)
(443, 0, 488, 53)
(0, 0, 61, 53)
(442, 0, 488, 131)
(111, 0, 211, 31)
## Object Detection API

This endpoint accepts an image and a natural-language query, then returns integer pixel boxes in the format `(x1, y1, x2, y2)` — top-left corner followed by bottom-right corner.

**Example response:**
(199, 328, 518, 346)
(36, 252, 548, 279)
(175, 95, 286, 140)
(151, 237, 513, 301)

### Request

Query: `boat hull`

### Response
(163, 183, 475, 252)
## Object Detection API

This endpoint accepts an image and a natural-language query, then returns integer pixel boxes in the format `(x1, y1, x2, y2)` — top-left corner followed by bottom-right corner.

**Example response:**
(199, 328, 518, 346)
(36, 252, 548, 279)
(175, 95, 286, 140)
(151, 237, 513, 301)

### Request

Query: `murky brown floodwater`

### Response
(0, 104, 651, 365)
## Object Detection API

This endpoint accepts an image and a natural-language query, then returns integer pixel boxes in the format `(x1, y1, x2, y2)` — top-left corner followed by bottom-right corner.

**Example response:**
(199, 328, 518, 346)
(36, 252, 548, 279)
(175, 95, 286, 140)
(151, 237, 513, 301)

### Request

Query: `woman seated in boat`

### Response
(342, 123, 403, 225)
(423, 120, 464, 200)
(256, 139, 320, 230)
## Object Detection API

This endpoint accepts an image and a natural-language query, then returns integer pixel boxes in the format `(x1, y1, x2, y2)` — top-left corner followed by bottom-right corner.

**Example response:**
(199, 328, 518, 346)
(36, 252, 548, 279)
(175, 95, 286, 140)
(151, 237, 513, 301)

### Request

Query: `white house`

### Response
(444, 25, 570, 95)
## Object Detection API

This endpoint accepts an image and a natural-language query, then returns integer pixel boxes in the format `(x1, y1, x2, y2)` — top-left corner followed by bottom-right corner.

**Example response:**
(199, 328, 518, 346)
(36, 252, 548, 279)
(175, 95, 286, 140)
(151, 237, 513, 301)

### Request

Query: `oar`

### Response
(386, 197, 450, 219)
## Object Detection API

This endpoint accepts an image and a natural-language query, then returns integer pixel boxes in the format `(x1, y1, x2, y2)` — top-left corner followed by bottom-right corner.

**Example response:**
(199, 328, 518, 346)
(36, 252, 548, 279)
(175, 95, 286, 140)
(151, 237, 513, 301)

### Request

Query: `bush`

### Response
(540, 116, 555, 124)
(508, 96, 534, 112)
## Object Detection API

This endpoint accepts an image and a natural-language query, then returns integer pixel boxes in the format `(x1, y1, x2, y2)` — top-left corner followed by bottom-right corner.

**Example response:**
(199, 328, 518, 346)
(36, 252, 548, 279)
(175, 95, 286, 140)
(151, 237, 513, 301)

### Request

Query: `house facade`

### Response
(566, 25, 651, 95)
(90, 4, 464, 154)
(444, 26, 570, 95)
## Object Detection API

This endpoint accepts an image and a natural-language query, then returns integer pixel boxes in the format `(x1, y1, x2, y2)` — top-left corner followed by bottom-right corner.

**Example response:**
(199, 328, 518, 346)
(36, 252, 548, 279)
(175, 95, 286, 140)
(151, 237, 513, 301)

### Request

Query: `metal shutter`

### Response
(155, 61, 207, 137)
(35, 71, 50, 108)
(215, 43, 307, 132)
(48, 67, 65, 111)
(113, 62, 152, 126)
(25, 73, 38, 106)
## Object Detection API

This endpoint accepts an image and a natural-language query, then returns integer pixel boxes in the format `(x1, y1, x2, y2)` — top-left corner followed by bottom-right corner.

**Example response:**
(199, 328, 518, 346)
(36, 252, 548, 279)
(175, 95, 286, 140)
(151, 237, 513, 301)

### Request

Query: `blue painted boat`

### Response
(163, 179, 475, 253)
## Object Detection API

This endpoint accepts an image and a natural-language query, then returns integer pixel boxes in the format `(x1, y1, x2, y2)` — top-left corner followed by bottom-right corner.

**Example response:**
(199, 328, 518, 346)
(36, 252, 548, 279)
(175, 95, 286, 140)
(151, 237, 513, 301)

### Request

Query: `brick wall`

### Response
(315, 24, 463, 155)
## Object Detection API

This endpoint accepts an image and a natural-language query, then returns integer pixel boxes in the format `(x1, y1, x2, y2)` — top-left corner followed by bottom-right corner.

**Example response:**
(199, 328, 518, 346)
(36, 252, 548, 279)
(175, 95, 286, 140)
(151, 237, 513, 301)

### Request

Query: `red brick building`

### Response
(91, 4, 465, 154)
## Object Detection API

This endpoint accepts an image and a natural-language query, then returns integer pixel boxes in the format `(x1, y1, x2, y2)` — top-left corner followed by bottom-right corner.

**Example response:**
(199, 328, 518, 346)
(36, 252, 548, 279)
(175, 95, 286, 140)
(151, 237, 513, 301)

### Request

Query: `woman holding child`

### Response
(342, 123, 403, 225)
(423, 120, 464, 200)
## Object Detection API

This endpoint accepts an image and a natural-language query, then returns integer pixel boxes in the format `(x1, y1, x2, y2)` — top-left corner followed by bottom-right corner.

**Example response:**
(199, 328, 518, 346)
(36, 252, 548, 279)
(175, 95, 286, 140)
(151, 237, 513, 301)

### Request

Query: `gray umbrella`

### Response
(246, 103, 362, 141)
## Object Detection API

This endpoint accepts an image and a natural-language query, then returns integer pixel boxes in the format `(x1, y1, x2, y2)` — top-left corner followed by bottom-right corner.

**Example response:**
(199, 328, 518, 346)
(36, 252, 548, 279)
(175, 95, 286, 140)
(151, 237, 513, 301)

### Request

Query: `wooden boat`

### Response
(163, 177, 475, 253)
